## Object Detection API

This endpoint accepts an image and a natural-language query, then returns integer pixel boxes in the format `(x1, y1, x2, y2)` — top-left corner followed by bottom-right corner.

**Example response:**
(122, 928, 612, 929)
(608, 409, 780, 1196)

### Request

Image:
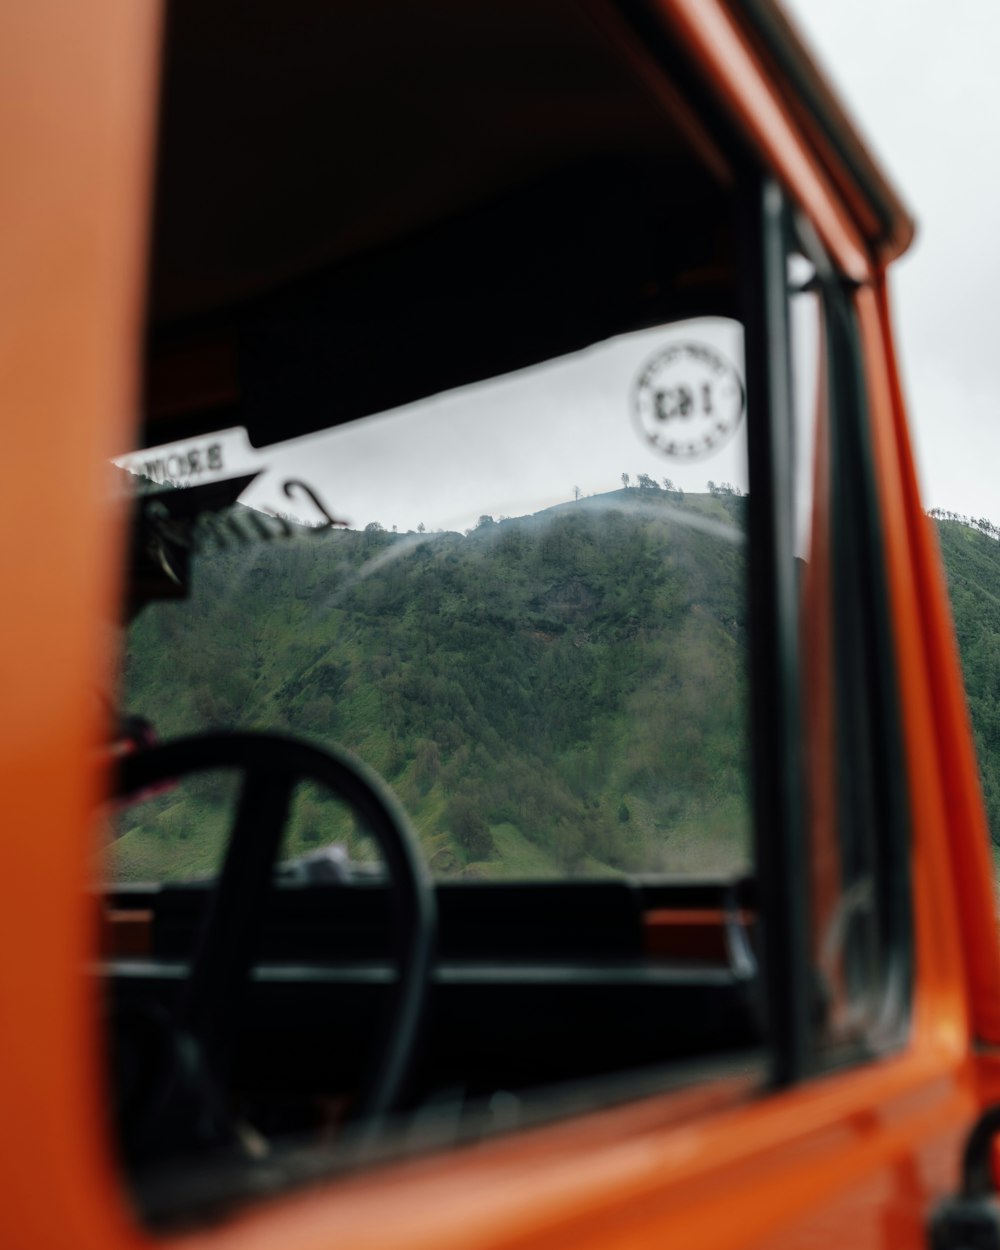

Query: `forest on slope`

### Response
(110, 489, 1000, 885)
(933, 516, 1000, 847)
(112, 487, 750, 881)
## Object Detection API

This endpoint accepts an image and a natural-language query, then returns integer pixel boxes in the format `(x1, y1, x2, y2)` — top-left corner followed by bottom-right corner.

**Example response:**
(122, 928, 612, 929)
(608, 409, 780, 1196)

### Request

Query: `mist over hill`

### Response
(111, 489, 1000, 884)
(114, 487, 751, 881)
(932, 515, 1000, 848)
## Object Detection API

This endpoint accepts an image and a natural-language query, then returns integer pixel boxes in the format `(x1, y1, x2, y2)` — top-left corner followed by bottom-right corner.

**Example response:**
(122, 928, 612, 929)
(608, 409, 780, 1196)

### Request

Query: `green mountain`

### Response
(111, 490, 1000, 885)
(112, 488, 751, 882)
(932, 516, 1000, 846)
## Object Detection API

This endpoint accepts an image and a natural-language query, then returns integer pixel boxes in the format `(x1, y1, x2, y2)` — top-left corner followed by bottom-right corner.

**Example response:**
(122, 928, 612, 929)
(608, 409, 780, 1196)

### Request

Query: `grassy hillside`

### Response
(113, 492, 1000, 884)
(933, 517, 1000, 845)
(114, 488, 751, 882)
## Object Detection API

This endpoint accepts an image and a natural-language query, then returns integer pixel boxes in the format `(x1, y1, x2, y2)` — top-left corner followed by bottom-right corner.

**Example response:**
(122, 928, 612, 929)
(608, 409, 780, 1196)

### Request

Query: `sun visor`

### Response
(141, 159, 740, 449)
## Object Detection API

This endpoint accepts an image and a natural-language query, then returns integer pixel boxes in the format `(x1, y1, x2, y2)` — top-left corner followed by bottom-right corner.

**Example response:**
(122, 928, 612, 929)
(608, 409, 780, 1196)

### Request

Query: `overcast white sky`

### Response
(123, 3, 995, 531)
(783, 0, 1000, 521)
(122, 319, 750, 535)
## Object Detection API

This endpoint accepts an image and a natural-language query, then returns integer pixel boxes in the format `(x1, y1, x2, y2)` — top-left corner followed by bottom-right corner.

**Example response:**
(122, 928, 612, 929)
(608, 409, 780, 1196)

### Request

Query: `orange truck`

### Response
(3, 1, 1000, 1248)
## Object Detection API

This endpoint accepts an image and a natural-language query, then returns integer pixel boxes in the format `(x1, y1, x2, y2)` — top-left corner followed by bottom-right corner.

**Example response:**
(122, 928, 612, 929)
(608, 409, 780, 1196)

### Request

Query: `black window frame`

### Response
(812, 218, 914, 1062)
(742, 179, 912, 1087)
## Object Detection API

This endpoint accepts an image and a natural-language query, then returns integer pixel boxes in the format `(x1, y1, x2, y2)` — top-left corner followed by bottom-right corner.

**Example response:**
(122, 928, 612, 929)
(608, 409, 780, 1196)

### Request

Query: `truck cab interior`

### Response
(101, 0, 912, 1230)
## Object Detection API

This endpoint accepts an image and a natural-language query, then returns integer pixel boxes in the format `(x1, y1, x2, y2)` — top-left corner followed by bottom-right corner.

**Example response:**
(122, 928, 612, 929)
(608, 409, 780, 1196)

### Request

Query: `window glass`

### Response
(103, 4, 769, 1225)
(113, 318, 751, 884)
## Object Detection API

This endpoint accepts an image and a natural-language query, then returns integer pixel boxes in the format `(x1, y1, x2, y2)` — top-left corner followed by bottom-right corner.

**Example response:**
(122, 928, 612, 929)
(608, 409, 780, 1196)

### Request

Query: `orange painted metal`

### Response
(728, 1, 916, 265)
(642, 908, 754, 961)
(0, 3, 161, 1249)
(100, 909, 155, 960)
(166, 1050, 971, 1250)
(0, 2, 996, 1249)
(864, 278, 1000, 1043)
(855, 282, 974, 1054)
(654, 0, 872, 283)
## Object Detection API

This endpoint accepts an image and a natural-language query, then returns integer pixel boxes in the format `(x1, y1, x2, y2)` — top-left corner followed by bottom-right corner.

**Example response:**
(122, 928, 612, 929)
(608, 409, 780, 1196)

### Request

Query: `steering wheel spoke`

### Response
(180, 768, 296, 1056)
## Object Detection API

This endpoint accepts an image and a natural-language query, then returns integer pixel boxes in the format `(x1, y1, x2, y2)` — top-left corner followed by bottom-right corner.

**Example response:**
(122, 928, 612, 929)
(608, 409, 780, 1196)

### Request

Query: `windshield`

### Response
(112, 316, 749, 883)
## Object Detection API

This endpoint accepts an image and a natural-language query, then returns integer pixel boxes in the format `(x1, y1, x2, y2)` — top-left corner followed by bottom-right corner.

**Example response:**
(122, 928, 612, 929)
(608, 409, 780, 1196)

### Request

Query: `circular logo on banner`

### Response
(633, 343, 745, 460)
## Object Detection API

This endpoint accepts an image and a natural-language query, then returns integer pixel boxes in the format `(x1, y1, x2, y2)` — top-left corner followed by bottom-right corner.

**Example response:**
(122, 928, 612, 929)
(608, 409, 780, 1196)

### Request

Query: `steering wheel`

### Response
(113, 732, 436, 1161)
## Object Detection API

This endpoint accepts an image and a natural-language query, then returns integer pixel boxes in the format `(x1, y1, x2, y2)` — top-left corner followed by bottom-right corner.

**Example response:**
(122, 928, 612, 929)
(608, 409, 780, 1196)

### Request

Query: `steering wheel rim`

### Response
(114, 731, 436, 1152)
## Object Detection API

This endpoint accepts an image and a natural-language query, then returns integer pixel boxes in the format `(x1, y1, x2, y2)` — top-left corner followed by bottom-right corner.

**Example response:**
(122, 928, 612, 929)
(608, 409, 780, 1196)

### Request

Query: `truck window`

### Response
(113, 317, 750, 885)
(98, 2, 909, 1229)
